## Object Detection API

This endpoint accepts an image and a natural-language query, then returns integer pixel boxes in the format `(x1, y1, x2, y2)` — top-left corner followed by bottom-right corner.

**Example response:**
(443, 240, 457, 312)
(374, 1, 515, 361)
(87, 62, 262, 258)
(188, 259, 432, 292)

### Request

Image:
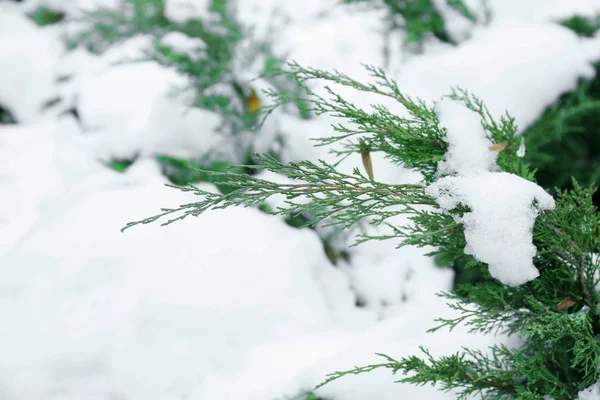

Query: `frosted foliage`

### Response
(428, 172, 555, 286)
(427, 100, 555, 286)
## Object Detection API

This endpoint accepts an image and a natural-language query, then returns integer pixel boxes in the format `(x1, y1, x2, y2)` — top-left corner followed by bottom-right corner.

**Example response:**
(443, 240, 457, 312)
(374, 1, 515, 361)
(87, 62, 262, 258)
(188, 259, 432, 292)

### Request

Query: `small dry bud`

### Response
(361, 151, 374, 180)
(245, 88, 260, 115)
(554, 296, 577, 311)
(489, 142, 509, 152)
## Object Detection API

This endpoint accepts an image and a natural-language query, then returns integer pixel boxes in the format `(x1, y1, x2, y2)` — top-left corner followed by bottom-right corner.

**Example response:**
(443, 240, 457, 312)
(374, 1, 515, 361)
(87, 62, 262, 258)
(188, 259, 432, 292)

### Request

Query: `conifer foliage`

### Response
(125, 62, 600, 399)
(342, 0, 476, 44)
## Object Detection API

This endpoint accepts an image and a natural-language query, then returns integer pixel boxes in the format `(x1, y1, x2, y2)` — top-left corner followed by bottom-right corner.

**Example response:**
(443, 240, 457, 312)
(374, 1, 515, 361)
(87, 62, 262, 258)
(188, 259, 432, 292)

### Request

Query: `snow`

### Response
(0, 160, 351, 399)
(74, 61, 224, 160)
(428, 171, 555, 286)
(1, 0, 599, 399)
(0, 8, 63, 122)
(432, 0, 477, 43)
(396, 21, 598, 132)
(427, 100, 555, 286)
(488, 0, 600, 22)
(159, 31, 206, 61)
(164, 0, 213, 24)
(270, 4, 388, 80)
(201, 295, 508, 400)
(577, 379, 600, 400)
(0, 117, 82, 256)
(434, 100, 498, 175)
(345, 239, 453, 312)
(18, 0, 121, 15)
(517, 137, 526, 157)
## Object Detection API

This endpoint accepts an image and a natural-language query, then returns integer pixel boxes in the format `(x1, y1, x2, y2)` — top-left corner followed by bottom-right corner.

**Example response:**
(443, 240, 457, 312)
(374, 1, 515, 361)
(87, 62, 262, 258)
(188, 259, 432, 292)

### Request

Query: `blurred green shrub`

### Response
(343, 0, 474, 43)
(523, 17, 600, 205)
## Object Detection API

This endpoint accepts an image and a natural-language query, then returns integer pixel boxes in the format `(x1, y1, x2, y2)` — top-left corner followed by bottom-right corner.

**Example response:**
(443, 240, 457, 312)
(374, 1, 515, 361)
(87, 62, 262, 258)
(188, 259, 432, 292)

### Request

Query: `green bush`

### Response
(344, 0, 474, 43)
(523, 17, 600, 206)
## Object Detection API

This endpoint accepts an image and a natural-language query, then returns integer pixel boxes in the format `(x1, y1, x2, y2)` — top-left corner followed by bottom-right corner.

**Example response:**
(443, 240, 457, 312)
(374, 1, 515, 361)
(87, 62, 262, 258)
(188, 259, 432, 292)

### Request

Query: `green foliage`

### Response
(70, 0, 308, 125)
(446, 0, 474, 21)
(300, 392, 328, 400)
(276, 391, 330, 400)
(122, 63, 525, 253)
(0, 105, 16, 124)
(60, 0, 310, 243)
(123, 63, 600, 398)
(122, 152, 434, 231)
(343, 0, 474, 43)
(523, 61, 600, 206)
(29, 7, 65, 26)
(561, 15, 600, 37)
(265, 62, 449, 183)
(69, 0, 167, 51)
(454, 9, 600, 290)
(69, 0, 240, 106)
(317, 345, 574, 399)
(69, 0, 310, 191)
(157, 155, 249, 194)
(122, 63, 522, 281)
(523, 17, 600, 206)
(313, 181, 600, 398)
(156, 154, 350, 265)
(107, 159, 135, 172)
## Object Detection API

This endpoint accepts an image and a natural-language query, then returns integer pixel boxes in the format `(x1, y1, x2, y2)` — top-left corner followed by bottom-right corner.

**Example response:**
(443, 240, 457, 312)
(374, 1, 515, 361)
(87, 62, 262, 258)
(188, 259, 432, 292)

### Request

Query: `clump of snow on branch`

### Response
(426, 99, 555, 286)
(435, 101, 499, 175)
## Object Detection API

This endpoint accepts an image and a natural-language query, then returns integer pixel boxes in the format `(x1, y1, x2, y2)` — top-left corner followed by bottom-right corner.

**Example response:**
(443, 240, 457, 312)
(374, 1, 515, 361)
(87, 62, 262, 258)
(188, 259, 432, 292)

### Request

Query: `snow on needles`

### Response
(426, 99, 555, 286)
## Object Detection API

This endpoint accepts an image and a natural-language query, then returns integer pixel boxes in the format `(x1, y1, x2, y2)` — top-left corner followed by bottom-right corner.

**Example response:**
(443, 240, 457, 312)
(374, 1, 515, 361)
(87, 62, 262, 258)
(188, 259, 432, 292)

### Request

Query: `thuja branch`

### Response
(313, 348, 519, 399)
(314, 353, 403, 390)
(263, 61, 448, 182)
(543, 220, 594, 307)
(122, 155, 436, 233)
(534, 182, 600, 311)
(263, 64, 530, 185)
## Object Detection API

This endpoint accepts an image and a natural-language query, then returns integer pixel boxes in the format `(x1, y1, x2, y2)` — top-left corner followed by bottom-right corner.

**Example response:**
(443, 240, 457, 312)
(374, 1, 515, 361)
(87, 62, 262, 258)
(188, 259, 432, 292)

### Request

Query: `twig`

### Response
(545, 221, 593, 307)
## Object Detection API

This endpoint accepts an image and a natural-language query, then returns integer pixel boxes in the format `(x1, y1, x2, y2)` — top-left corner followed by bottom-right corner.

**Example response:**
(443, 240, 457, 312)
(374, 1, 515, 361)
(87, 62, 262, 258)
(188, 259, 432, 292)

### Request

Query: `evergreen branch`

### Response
(122, 154, 436, 233)
(354, 219, 461, 248)
(543, 220, 593, 307)
(449, 88, 536, 180)
(428, 291, 530, 336)
(395, 347, 519, 398)
(535, 181, 600, 311)
(264, 61, 448, 183)
(431, 287, 600, 391)
(315, 348, 522, 399)
(314, 353, 402, 390)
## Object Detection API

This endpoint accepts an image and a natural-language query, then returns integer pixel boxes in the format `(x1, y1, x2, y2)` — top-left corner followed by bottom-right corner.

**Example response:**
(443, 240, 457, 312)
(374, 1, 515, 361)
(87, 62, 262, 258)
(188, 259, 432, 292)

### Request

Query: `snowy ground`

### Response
(1, 0, 600, 399)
